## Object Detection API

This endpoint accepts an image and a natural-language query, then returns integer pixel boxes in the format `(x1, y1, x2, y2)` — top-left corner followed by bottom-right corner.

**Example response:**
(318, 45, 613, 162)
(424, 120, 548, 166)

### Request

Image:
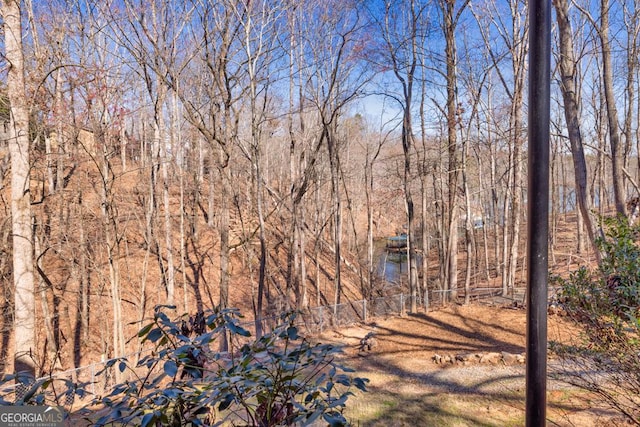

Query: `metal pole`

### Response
(527, 0, 551, 424)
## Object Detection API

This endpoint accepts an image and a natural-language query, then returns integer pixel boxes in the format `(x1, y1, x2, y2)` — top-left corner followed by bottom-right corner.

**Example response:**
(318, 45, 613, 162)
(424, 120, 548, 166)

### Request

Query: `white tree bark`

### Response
(2, 0, 36, 381)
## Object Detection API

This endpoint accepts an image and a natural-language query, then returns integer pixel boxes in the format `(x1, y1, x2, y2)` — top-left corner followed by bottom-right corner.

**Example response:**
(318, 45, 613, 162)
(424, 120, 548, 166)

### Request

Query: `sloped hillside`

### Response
(0, 147, 378, 376)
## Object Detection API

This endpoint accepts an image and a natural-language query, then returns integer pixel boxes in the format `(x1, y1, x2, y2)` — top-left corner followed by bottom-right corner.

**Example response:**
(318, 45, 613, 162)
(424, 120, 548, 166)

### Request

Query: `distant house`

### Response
(461, 210, 486, 230)
(48, 127, 96, 155)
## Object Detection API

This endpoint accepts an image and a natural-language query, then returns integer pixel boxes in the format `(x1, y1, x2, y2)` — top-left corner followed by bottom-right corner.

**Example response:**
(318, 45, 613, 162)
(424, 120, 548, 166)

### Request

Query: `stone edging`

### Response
(432, 351, 526, 366)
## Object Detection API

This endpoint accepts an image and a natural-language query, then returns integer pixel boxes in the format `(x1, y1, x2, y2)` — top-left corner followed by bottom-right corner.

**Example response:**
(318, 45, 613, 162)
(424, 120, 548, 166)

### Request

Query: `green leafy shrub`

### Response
(1, 305, 367, 426)
(552, 215, 640, 424)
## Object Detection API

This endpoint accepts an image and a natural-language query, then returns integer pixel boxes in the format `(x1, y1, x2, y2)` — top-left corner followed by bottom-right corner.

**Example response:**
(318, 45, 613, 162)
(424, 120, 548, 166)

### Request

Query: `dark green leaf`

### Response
(164, 360, 178, 377)
(146, 327, 163, 343)
(218, 394, 235, 411)
(354, 377, 369, 391)
(140, 413, 155, 427)
(287, 326, 299, 339)
(138, 323, 155, 338)
(323, 411, 347, 427)
(227, 322, 251, 337)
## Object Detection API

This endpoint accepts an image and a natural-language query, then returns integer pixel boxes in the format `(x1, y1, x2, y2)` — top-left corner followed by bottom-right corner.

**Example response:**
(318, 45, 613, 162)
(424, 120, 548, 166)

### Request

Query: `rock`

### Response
(433, 354, 443, 364)
(501, 351, 517, 365)
(456, 353, 475, 362)
(516, 353, 526, 364)
(511, 300, 525, 309)
(479, 352, 502, 364)
(549, 303, 569, 316)
(359, 332, 377, 351)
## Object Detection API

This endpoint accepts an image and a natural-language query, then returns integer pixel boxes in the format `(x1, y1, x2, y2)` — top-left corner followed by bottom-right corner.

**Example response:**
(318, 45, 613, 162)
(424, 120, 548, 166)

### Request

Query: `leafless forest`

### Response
(0, 0, 637, 381)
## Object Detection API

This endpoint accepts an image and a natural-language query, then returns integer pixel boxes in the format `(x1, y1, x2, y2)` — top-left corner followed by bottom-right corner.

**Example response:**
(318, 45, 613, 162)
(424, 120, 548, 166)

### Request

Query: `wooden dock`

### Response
(385, 234, 407, 252)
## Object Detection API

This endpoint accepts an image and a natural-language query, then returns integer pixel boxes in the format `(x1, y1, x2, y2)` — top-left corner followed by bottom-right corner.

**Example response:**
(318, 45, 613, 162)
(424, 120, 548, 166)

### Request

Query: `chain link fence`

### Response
(0, 348, 157, 405)
(2, 285, 555, 406)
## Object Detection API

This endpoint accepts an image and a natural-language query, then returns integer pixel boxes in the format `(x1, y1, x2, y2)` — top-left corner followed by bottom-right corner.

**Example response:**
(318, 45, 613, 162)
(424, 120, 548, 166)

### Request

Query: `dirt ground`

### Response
(320, 303, 626, 426)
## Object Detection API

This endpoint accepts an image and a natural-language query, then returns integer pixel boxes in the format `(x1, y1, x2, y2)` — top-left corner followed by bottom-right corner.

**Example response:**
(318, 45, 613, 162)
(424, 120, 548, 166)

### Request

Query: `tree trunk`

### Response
(553, 0, 600, 261)
(600, 0, 626, 215)
(98, 141, 126, 382)
(219, 155, 230, 352)
(462, 130, 473, 305)
(3, 0, 37, 382)
(365, 163, 374, 301)
(78, 195, 90, 344)
(506, 111, 523, 293)
(402, 100, 417, 313)
(162, 126, 175, 306)
(35, 235, 59, 371)
(299, 211, 307, 307)
(505, 1, 527, 294)
(327, 126, 344, 313)
(443, 0, 466, 302)
(287, 18, 301, 309)
(419, 64, 431, 311)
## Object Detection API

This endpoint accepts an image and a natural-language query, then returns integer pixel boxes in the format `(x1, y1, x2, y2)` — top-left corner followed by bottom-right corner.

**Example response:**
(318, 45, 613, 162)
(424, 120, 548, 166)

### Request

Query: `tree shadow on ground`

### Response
(342, 308, 618, 426)
(367, 310, 526, 356)
(350, 352, 616, 426)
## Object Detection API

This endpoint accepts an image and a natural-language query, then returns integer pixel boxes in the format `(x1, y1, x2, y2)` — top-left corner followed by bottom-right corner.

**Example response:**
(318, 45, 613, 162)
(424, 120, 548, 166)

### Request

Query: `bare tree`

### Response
(471, 0, 527, 294)
(234, 0, 284, 336)
(574, 0, 626, 215)
(2, 0, 37, 382)
(112, 0, 194, 306)
(300, 0, 368, 312)
(285, 2, 306, 310)
(552, 0, 600, 261)
(440, 0, 470, 300)
(457, 26, 493, 303)
(372, 0, 427, 313)
(362, 115, 392, 300)
(172, 0, 250, 350)
(621, 1, 637, 164)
